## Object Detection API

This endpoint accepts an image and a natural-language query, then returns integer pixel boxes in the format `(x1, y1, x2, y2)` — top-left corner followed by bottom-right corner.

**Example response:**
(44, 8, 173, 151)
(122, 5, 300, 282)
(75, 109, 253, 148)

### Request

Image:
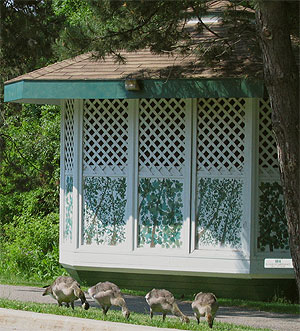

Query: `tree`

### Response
(0, 1, 67, 280)
(53, 0, 300, 294)
(0, 104, 61, 223)
(0, 0, 65, 223)
(0, 0, 65, 81)
(255, 0, 299, 295)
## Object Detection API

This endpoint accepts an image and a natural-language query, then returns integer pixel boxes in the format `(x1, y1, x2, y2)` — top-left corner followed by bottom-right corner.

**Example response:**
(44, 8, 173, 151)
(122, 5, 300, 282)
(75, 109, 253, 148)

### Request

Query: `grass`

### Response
(1, 275, 299, 315)
(216, 297, 300, 315)
(0, 298, 272, 331)
(0, 275, 47, 288)
(119, 289, 300, 315)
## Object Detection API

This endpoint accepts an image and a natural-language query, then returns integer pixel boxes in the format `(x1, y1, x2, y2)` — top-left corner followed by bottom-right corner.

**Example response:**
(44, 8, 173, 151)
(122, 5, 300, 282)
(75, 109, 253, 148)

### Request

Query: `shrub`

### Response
(0, 213, 66, 280)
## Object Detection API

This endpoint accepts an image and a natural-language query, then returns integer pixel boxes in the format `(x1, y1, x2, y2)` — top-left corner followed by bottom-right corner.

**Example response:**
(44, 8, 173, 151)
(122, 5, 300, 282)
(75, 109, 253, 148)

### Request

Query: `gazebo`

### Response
(4, 45, 295, 300)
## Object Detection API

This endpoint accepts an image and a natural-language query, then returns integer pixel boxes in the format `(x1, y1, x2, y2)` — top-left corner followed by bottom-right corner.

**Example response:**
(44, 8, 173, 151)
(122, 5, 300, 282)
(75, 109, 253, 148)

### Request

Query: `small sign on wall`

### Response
(264, 259, 293, 269)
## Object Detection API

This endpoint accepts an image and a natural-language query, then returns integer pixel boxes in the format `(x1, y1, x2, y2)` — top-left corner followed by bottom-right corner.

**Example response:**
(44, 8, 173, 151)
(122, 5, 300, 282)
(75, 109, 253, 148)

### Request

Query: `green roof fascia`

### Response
(4, 78, 265, 104)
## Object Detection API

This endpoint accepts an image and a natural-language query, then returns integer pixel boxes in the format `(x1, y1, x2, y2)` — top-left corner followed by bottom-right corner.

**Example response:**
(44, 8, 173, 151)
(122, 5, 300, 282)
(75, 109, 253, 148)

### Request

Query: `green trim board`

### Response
(4, 78, 265, 104)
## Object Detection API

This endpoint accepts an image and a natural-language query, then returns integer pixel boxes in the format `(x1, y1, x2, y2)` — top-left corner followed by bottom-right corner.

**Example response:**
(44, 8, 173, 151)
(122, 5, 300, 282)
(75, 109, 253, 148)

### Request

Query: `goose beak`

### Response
(82, 302, 90, 310)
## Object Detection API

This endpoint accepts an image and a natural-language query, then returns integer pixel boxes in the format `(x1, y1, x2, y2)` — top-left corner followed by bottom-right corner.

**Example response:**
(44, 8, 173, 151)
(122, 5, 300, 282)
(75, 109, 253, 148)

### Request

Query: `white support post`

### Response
(189, 98, 198, 253)
(59, 100, 66, 251)
(127, 99, 139, 251)
(183, 99, 195, 253)
(72, 99, 83, 250)
(126, 99, 139, 251)
(243, 98, 259, 260)
(77, 100, 84, 248)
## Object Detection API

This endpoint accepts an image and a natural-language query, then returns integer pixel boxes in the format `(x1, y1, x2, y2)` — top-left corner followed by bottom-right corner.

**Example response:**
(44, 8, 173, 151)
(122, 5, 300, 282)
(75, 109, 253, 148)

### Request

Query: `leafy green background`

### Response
(63, 176, 73, 242)
(0, 213, 62, 281)
(138, 178, 184, 248)
(83, 176, 127, 245)
(196, 177, 243, 249)
(257, 181, 289, 252)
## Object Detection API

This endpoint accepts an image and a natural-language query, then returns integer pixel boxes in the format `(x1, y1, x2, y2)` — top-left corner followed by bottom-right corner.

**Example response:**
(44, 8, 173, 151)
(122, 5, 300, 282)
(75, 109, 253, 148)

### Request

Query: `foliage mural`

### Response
(138, 178, 183, 248)
(63, 176, 73, 242)
(257, 181, 289, 252)
(83, 176, 127, 245)
(196, 177, 243, 249)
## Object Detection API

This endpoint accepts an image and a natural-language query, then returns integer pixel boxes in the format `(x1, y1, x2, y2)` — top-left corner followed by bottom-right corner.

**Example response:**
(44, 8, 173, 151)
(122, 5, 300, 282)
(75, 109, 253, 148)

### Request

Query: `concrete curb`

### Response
(0, 308, 184, 331)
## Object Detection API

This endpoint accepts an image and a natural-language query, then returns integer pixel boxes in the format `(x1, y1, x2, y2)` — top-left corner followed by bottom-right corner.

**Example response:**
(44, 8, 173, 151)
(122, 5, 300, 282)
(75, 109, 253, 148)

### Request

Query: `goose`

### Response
(88, 281, 130, 319)
(42, 276, 89, 310)
(191, 292, 219, 328)
(145, 288, 189, 323)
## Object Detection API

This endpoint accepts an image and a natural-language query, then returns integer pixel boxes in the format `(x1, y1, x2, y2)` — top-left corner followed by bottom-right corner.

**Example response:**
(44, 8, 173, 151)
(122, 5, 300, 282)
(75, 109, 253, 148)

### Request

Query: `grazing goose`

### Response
(145, 288, 190, 323)
(88, 281, 130, 319)
(191, 292, 219, 328)
(42, 276, 89, 310)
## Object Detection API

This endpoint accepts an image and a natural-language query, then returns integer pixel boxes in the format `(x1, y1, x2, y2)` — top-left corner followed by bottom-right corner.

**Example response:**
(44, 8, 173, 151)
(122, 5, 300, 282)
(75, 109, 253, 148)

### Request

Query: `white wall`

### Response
(59, 97, 293, 278)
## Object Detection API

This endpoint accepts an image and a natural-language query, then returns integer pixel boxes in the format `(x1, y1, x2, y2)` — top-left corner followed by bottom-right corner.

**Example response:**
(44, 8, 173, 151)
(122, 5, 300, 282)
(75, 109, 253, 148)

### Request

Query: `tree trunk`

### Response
(256, 1, 300, 299)
(150, 221, 157, 248)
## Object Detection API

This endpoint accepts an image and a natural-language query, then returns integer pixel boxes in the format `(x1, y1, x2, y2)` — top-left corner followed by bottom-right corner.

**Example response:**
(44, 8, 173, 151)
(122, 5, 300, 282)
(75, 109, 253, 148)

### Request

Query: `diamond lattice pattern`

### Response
(64, 100, 75, 174)
(258, 98, 279, 177)
(139, 99, 186, 177)
(83, 99, 129, 176)
(197, 98, 245, 175)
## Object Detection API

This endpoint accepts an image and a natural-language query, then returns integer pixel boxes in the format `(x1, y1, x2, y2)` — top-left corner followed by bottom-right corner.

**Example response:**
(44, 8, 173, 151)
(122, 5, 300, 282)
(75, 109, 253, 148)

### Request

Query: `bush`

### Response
(0, 213, 66, 280)
(0, 104, 60, 224)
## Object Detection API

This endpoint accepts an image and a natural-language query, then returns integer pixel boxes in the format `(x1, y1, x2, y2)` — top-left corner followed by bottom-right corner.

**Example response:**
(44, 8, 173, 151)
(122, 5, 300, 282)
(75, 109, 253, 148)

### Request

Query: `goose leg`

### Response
(150, 309, 153, 319)
(102, 306, 109, 315)
(163, 313, 166, 321)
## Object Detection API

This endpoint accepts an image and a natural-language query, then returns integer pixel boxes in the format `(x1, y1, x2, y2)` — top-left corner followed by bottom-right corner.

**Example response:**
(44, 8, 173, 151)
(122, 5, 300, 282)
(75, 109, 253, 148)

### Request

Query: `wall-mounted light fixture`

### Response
(125, 79, 140, 91)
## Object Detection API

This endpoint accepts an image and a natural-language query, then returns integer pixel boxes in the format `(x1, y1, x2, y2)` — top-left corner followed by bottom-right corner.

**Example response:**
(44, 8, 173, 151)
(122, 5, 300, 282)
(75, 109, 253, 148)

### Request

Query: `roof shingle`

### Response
(5, 22, 263, 85)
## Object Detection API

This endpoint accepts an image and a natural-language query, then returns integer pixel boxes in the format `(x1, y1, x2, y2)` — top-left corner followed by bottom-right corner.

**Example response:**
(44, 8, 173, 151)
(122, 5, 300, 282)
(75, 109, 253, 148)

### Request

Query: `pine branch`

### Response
(0, 133, 40, 172)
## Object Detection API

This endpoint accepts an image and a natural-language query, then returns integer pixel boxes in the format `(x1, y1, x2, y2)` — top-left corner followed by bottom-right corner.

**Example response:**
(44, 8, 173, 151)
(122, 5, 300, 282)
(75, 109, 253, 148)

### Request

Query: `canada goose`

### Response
(88, 281, 130, 319)
(191, 292, 219, 328)
(145, 288, 190, 323)
(42, 276, 89, 310)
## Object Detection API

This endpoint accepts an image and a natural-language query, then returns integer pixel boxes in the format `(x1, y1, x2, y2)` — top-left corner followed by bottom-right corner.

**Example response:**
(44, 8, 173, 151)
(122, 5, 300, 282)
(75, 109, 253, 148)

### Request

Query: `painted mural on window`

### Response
(196, 177, 243, 249)
(83, 176, 127, 245)
(257, 181, 289, 252)
(138, 178, 184, 248)
(64, 176, 73, 242)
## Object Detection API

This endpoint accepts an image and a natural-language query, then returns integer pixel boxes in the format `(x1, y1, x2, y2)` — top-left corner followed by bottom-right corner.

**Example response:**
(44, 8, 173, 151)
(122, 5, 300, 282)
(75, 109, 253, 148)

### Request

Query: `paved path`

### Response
(0, 284, 299, 331)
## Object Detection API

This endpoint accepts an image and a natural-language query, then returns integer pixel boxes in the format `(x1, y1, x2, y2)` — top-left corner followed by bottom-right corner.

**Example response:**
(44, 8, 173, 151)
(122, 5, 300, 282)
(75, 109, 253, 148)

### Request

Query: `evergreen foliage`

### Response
(0, 0, 65, 81)
(0, 1, 65, 280)
(51, 0, 261, 69)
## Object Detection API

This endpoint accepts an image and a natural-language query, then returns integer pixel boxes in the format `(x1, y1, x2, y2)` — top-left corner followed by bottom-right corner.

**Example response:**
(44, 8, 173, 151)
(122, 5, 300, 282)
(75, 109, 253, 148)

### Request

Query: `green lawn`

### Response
(119, 289, 299, 315)
(1, 275, 299, 315)
(0, 298, 272, 331)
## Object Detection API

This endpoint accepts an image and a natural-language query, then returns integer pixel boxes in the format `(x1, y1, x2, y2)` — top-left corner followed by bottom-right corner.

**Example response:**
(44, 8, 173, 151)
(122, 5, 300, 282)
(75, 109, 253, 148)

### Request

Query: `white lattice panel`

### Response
(64, 99, 75, 174)
(139, 98, 186, 177)
(83, 99, 129, 176)
(197, 98, 245, 175)
(258, 99, 279, 177)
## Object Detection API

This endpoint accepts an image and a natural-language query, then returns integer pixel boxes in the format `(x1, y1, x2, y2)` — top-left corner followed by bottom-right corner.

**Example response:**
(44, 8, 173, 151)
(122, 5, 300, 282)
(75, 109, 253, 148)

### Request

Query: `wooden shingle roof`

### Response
(5, 20, 263, 85)
(5, 51, 201, 83)
(4, 19, 268, 104)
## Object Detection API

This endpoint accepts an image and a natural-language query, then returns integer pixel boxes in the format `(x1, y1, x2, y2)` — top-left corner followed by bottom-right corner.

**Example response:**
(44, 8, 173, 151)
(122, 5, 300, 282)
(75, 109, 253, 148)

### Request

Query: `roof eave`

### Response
(4, 78, 265, 104)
